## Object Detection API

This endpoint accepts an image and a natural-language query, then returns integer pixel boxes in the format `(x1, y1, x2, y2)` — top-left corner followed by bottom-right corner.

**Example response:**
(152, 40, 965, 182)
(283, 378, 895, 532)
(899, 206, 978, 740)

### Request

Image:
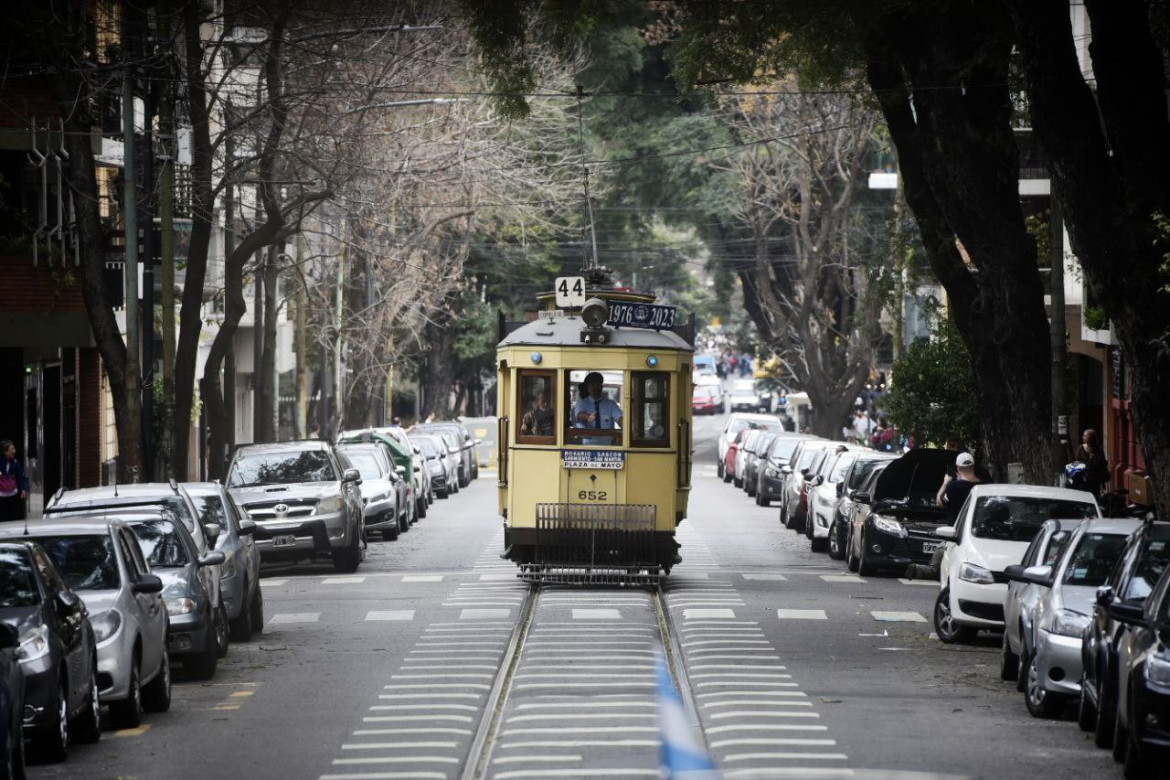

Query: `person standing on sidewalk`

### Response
(0, 440, 29, 521)
(1076, 428, 1109, 499)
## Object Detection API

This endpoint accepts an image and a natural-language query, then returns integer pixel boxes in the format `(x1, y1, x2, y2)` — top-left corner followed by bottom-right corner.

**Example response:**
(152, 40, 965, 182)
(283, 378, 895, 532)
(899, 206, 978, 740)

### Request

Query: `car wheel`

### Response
(6, 711, 24, 780)
(214, 602, 230, 659)
(69, 661, 102, 744)
(857, 533, 877, 577)
(1095, 661, 1117, 749)
(383, 521, 400, 542)
(733, 476, 742, 488)
(38, 674, 69, 762)
(141, 649, 172, 713)
(1112, 685, 1130, 763)
(230, 582, 254, 641)
(332, 527, 362, 573)
(717, 462, 724, 479)
(110, 657, 143, 729)
(438, 487, 449, 499)
(828, 521, 845, 560)
(722, 469, 732, 484)
(1016, 640, 1028, 692)
(249, 586, 265, 637)
(1078, 676, 1098, 732)
(846, 532, 860, 573)
(934, 587, 977, 644)
(1000, 631, 1019, 682)
(417, 497, 427, 519)
(185, 623, 218, 681)
(810, 535, 828, 553)
(1123, 698, 1150, 779)
(1024, 648, 1067, 718)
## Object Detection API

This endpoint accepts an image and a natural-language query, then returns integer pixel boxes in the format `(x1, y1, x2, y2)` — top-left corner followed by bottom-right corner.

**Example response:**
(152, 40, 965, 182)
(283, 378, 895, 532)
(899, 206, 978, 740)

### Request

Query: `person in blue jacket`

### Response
(0, 440, 30, 521)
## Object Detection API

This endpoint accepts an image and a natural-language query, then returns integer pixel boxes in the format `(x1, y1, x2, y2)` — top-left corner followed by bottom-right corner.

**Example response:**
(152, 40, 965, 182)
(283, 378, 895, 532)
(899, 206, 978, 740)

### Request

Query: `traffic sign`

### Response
(555, 276, 586, 308)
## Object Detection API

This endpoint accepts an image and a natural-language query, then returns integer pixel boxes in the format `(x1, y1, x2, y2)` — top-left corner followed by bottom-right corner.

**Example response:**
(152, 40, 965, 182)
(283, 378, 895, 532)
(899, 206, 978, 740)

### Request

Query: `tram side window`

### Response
(517, 370, 557, 444)
(566, 369, 623, 445)
(630, 372, 670, 448)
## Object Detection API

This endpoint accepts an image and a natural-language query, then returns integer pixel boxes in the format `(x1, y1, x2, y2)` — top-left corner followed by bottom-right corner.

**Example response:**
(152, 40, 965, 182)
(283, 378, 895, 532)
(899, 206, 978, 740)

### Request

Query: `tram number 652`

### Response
(578, 490, 608, 501)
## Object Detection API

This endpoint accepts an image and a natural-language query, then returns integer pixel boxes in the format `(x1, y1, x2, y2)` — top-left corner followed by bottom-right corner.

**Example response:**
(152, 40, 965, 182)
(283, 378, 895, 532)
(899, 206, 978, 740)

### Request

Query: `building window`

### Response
(630, 372, 670, 448)
(516, 370, 556, 444)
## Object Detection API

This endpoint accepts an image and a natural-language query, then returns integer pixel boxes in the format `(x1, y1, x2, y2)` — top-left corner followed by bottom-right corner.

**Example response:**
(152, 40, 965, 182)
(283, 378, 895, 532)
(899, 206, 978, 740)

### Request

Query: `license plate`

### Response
(922, 541, 942, 554)
(272, 534, 297, 548)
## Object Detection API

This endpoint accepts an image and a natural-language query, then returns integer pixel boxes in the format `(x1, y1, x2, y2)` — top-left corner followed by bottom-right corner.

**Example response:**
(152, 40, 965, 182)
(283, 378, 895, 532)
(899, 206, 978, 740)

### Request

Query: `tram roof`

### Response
(498, 315, 694, 352)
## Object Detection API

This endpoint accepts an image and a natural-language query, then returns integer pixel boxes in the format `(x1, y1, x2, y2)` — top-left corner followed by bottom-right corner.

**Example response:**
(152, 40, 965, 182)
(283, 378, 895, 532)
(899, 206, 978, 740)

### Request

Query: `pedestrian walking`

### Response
(1076, 428, 1109, 498)
(0, 440, 29, 522)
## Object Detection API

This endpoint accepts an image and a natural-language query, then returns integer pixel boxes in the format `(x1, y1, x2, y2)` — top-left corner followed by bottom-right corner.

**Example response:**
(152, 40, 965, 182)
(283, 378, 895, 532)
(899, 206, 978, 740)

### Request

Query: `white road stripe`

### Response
(819, 575, 865, 583)
(383, 683, 491, 690)
(710, 738, 837, 748)
(341, 742, 459, 749)
(898, 578, 940, 587)
(776, 609, 827, 620)
(721, 753, 849, 762)
(260, 578, 288, 586)
(268, 613, 319, 624)
(709, 711, 819, 719)
(322, 576, 366, 585)
(703, 701, 814, 709)
(696, 682, 799, 688)
(491, 755, 583, 764)
(742, 574, 788, 581)
(572, 609, 623, 619)
(353, 728, 472, 736)
(331, 757, 459, 765)
(362, 715, 474, 722)
(871, 611, 928, 622)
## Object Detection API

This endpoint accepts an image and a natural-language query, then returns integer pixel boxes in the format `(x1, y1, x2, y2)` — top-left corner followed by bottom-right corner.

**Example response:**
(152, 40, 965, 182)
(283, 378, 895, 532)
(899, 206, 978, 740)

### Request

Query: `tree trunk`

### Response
(420, 317, 456, 418)
(1007, 0, 1170, 512)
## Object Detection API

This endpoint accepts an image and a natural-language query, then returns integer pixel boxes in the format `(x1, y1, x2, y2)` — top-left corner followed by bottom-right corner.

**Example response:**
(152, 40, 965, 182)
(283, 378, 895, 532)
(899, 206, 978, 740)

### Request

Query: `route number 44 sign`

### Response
(555, 276, 586, 308)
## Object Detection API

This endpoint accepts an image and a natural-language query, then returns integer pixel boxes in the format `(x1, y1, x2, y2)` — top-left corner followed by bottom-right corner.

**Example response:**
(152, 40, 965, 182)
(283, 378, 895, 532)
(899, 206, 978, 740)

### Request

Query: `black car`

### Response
(754, 434, 807, 507)
(0, 542, 100, 761)
(845, 448, 957, 576)
(1104, 551, 1170, 776)
(0, 623, 24, 779)
(828, 452, 896, 561)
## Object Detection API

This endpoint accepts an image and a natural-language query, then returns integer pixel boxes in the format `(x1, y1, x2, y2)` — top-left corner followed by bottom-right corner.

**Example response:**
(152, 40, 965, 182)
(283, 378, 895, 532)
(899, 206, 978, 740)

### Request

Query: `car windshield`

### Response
(0, 549, 39, 607)
(768, 438, 800, 464)
(847, 459, 885, 490)
(729, 418, 779, 437)
(416, 438, 442, 458)
(830, 454, 857, 482)
(796, 447, 823, 472)
(343, 452, 384, 481)
(1123, 540, 1170, 602)
(229, 450, 336, 487)
(1062, 533, 1130, 587)
(127, 518, 190, 568)
(32, 535, 120, 590)
(970, 496, 1098, 542)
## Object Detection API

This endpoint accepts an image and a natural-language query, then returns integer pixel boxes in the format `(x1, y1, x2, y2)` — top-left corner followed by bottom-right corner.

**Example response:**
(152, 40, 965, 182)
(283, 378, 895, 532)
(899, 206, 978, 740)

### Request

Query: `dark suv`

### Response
(227, 441, 364, 573)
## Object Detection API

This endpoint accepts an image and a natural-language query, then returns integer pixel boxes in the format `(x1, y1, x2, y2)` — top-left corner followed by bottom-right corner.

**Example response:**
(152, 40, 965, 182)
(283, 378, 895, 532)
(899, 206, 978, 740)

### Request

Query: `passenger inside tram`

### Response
(517, 373, 556, 441)
(521, 388, 555, 437)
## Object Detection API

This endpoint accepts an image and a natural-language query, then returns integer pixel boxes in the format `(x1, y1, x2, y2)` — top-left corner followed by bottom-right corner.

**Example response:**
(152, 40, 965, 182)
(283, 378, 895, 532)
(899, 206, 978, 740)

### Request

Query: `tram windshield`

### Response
(567, 370, 624, 446)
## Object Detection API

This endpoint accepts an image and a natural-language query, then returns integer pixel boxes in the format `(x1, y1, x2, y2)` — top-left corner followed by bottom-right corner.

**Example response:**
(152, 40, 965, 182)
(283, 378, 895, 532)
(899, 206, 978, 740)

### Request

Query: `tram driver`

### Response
(573, 371, 622, 445)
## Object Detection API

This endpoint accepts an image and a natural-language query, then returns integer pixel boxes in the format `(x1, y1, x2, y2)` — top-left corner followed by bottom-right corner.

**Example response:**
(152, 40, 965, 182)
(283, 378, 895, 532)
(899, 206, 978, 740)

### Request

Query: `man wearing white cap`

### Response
(936, 452, 981, 525)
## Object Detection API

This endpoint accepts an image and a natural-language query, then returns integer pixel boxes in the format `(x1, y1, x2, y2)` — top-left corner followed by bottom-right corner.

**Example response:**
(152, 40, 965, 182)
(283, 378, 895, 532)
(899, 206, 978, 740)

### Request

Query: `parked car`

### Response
(734, 429, 765, 488)
(227, 441, 365, 573)
(934, 484, 1101, 643)
(1002, 518, 1083, 687)
(1015, 518, 1139, 718)
(337, 443, 407, 541)
(371, 426, 429, 515)
(414, 435, 455, 499)
(183, 482, 264, 641)
(717, 413, 781, 479)
(845, 448, 956, 576)
(122, 510, 226, 678)
(0, 541, 99, 759)
(692, 385, 722, 416)
(0, 623, 24, 778)
(339, 429, 418, 524)
(418, 427, 465, 492)
(413, 422, 477, 484)
(0, 518, 169, 730)
(722, 428, 752, 486)
(459, 416, 499, 471)
(1102, 551, 1170, 775)
(780, 439, 838, 532)
(742, 432, 780, 497)
(693, 354, 717, 376)
(806, 449, 863, 552)
(1079, 520, 1170, 749)
(729, 378, 767, 412)
(754, 434, 807, 508)
(827, 453, 897, 560)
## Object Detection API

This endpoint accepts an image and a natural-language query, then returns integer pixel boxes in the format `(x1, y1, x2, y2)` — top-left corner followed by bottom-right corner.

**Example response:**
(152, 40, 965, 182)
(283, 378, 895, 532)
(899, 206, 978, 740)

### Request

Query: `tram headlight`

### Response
(582, 298, 609, 328)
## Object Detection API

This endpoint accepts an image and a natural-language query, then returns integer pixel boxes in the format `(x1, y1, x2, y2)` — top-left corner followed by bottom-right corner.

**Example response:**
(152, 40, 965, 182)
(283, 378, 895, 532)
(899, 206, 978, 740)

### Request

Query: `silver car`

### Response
(184, 483, 264, 641)
(336, 443, 405, 541)
(413, 434, 456, 499)
(227, 441, 365, 573)
(1014, 518, 1140, 718)
(0, 518, 170, 727)
(376, 427, 433, 516)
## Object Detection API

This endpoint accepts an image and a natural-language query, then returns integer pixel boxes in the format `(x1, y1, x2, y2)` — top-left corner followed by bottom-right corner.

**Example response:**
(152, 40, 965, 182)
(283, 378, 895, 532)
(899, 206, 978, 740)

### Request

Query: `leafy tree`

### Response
(885, 320, 981, 449)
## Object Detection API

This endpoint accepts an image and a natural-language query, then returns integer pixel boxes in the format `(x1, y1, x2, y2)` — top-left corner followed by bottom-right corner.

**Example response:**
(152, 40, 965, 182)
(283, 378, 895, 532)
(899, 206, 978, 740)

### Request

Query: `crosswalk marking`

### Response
(819, 575, 865, 584)
(323, 576, 366, 585)
(365, 611, 415, 621)
(898, 578, 940, 587)
(684, 609, 737, 619)
(742, 574, 788, 581)
(775, 609, 827, 620)
(573, 609, 622, 620)
(268, 612, 319, 624)
(871, 611, 927, 623)
(260, 578, 288, 587)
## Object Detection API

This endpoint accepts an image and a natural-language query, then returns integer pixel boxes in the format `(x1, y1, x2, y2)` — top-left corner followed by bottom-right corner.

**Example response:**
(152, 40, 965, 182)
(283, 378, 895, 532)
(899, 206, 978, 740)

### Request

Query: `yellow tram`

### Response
(495, 270, 695, 584)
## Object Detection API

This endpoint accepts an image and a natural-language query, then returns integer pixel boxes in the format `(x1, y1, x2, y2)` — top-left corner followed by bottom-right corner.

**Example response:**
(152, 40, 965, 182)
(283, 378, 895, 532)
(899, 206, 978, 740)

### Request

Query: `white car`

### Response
(933, 484, 1101, 644)
(806, 449, 874, 552)
(717, 413, 781, 479)
(729, 378, 767, 412)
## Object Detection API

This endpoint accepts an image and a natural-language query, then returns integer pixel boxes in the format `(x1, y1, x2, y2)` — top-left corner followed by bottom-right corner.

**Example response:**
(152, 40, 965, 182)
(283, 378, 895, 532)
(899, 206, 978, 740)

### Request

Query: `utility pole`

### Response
(158, 0, 176, 478)
(223, 129, 237, 460)
(1050, 199, 1069, 476)
(141, 74, 157, 478)
(252, 250, 265, 441)
(122, 62, 141, 481)
(334, 219, 347, 434)
(294, 236, 308, 439)
(261, 244, 279, 441)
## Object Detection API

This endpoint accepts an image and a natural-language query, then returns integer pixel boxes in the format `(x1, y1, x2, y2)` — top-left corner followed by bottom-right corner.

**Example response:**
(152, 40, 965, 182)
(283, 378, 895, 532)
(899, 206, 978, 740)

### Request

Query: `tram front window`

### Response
(567, 370, 623, 446)
(517, 370, 557, 444)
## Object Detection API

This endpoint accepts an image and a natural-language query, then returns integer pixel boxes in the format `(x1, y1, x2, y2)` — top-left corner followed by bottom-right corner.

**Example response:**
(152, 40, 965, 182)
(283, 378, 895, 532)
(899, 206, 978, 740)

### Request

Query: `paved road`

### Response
(30, 413, 1119, 779)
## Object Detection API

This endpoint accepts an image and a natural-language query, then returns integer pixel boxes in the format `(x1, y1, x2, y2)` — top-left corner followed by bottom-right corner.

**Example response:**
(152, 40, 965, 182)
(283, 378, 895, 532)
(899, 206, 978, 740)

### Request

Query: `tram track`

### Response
(462, 583, 705, 780)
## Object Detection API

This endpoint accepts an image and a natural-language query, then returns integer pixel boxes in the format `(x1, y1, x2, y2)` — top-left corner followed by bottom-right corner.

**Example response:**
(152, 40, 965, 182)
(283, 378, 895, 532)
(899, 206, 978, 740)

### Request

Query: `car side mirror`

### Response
(239, 519, 256, 536)
(199, 550, 227, 568)
(1022, 564, 1054, 587)
(203, 522, 221, 543)
(1096, 585, 1115, 609)
(344, 468, 361, 483)
(781, 466, 792, 475)
(133, 574, 164, 595)
(396, 465, 406, 476)
(1003, 564, 1027, 583)
(55, 590, 81, 610)
(1108, 601, 1146, 626)
(934, 526, 957, 541)
(854, 491, 870, 504)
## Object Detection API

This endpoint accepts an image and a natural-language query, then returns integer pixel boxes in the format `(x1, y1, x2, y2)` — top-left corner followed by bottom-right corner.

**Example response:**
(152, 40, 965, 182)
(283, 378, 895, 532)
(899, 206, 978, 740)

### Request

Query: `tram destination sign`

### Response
(607, 301, 676, 331)
(562, 449, 626, 470)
